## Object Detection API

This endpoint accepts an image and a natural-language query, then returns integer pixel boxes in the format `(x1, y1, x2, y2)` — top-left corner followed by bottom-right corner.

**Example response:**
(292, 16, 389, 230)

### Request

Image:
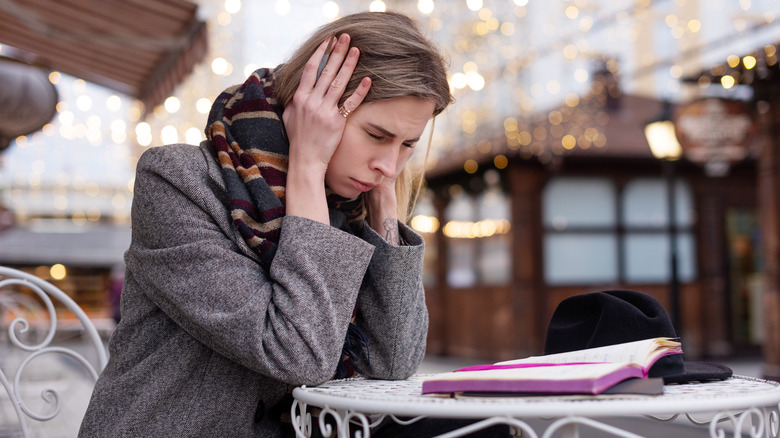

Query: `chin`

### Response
(331, 186, 360, 199)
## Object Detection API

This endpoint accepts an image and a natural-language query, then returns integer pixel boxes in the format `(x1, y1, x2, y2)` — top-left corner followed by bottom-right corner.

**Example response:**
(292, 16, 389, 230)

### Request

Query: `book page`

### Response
(443, 362, 630, 381)
(496, 338, 681, 369)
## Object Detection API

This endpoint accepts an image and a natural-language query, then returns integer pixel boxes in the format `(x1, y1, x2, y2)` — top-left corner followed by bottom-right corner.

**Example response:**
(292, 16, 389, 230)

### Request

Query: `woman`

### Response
(79, 11, 467, 437)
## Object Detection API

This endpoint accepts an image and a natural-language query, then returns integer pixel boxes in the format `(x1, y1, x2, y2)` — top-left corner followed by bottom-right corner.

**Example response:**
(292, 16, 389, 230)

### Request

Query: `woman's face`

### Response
(325, 96, 435, 198)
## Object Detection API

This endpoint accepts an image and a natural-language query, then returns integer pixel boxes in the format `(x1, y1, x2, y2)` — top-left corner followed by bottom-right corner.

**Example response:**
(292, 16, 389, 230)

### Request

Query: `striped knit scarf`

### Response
(206, 68, 368, 379)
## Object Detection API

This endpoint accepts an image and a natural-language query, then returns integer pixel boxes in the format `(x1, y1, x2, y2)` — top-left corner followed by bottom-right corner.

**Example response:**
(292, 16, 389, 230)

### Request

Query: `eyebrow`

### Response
(367, 123, 421, 143)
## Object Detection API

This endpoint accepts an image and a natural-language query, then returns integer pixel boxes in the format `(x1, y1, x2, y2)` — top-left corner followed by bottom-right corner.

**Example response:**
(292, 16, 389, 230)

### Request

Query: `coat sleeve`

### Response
(125, 146, 375, 386)
(351, 222, 429, 380)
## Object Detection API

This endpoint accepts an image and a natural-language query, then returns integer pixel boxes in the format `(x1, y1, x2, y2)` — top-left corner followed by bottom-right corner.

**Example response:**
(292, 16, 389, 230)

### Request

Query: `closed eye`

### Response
(369, 132, 414, 149)
(365, 123, 419, 148)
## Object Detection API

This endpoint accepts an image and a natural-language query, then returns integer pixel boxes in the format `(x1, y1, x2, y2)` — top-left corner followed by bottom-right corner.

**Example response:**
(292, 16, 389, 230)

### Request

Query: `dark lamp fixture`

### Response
(644, 101, 682, 336)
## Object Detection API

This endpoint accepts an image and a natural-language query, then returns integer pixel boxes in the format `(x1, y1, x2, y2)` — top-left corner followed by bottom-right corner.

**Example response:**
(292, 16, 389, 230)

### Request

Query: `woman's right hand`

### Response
(283, 34, 371, 224)
(283, 34, 370, 179)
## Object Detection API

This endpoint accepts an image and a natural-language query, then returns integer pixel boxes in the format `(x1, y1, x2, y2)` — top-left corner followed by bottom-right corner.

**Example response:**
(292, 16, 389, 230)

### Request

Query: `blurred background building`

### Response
(1, 0, 779, 377)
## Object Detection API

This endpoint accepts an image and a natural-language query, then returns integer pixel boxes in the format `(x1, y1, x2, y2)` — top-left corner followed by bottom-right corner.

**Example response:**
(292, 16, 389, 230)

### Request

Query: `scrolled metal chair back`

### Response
(0, 266, 108, 437)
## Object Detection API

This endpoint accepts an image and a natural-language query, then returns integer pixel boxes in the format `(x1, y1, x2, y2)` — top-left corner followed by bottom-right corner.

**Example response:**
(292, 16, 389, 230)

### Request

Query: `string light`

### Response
(323, 1, 339, 18)
(50, 264, 67, 280)
(211, 58, 231, 76)
(275, 0, 290, 15)
(466, 0, 482, 12)
(76, 95, 93, 111)
(185, 127, 203, 145)
(161, 125, 179, 144)
(196, 98, 212, 114)
(493, 155, 508, 169)
(369, 0, 386, 12)
(442, 218, 511, 239)
(225, 0, 241, 14)
(418, 0, 434, 15)
(164, 97, 181, 114)
(135, 122, 152, 147)
(106, 95, 122, 112)
(410, 215, 440, 233)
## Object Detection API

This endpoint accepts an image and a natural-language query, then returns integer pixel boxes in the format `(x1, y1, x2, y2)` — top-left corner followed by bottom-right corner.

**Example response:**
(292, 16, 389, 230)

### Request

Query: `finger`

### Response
(300, 36, 336, 92)
(324, 46, 360, 107)
(338, 77, 372, 115)
(315, 34, 336, 81)
(314, 33, 352, 93)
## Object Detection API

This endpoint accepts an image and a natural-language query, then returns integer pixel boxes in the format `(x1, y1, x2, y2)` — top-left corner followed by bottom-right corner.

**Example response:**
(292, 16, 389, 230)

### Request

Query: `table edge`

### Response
(292, 375, 780, 419)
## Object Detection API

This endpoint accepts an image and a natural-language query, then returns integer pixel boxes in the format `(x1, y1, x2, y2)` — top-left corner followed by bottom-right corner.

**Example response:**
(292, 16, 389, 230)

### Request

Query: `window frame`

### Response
(542, 175, 696, 286)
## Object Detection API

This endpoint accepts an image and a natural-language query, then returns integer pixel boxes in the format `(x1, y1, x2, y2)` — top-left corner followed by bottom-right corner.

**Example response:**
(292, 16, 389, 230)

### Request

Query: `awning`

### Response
(0, 0, 208, 111)
(0, 220, 131, 268)
(683, 41, 779, 92)
(427, 93, 668, 178)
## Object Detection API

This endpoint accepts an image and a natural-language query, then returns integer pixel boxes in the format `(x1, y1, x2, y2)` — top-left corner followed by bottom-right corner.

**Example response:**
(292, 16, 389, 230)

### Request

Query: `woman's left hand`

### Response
(368, 149, 411, 199)
(365, 149, 415, 245)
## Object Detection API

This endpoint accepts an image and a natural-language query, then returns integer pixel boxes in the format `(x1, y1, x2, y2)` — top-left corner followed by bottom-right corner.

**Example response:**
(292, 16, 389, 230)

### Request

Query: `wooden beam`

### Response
(758, 99, 780, 381)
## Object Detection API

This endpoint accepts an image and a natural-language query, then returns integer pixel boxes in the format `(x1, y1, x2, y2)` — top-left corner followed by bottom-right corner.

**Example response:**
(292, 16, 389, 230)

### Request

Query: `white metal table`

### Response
(291, 375, 780, 438)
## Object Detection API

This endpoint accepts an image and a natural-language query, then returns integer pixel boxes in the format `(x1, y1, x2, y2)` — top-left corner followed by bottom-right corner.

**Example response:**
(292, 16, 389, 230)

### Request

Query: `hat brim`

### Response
(662, 361, 733, 384)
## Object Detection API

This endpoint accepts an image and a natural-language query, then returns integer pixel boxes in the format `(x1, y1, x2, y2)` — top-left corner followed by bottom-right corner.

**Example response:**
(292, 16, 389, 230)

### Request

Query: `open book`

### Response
(421, 337, 681, 395)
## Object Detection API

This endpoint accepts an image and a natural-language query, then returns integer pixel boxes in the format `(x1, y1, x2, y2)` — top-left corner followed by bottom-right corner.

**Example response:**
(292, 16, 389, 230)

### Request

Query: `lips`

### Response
(350, 178, 375, 192)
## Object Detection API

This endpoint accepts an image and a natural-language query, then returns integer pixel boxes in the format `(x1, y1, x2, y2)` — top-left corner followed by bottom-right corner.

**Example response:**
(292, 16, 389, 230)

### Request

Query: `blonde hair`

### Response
(274, 11, 453, 221)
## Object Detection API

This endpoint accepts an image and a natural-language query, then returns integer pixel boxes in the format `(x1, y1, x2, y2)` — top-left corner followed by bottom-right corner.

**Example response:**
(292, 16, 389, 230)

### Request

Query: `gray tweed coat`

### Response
(78, 142, 429, 437)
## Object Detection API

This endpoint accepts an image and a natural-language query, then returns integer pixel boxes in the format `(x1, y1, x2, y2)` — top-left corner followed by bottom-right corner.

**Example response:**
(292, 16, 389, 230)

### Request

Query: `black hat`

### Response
(544, 290, 732, 384)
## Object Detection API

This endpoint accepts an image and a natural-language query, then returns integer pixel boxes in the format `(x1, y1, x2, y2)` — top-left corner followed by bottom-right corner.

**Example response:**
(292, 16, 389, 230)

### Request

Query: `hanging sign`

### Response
(0, 57, 58, 151)
(674, 98, 755, 176)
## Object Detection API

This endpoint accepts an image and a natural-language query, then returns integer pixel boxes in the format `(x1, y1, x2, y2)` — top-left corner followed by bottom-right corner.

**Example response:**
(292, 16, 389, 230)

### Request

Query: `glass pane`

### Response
(543, 177, 616, 229)
(445, 189, 474, 222)
(624, 233, 665, 281)
(444, 188, 477, 287)
(422, 232, 437, 287)
(624, 232, 697, 283)
(412, 189, 437, 217)
(478, 236, 511, 285)
(447, 238, 476, 288)
(675, 233, 696, 282)
(673, 182, 694, 227)
(544, 234, 618, 284)
(622, 178, 666, 228)
(475, 187, 511, 285)
(726, 208, 763, 344)
(622, 177, 694, 228)
(412, 190, 439, 287)
(477, 187, 510, 220)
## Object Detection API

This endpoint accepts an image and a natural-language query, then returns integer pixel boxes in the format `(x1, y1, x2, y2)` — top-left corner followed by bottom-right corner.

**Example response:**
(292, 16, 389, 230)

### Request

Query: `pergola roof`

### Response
(0, 0, 208, 111)
(427, 93, 667, 178)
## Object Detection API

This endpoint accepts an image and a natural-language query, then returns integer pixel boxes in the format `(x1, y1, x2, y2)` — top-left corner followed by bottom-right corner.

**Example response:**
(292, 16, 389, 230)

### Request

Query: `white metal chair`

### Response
(0, 266, 108, 437)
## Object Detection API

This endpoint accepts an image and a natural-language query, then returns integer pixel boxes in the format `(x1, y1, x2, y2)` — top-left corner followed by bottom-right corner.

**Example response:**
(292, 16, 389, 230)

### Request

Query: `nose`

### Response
(370, 146, 399, 179)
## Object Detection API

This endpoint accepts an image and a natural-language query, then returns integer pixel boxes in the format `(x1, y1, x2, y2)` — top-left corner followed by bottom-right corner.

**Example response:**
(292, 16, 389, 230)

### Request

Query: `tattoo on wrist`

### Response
(383, 218, 400, 245)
